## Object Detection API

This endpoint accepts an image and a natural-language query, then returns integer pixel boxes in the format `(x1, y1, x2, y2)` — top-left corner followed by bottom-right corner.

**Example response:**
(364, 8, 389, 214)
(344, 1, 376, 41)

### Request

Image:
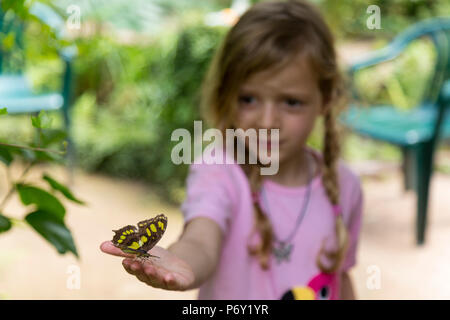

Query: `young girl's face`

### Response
(233, 53, 325, 167)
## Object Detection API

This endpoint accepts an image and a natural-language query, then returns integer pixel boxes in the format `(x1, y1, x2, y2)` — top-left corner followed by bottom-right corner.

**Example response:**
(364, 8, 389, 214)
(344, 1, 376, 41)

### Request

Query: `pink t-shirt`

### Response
(180, 146, 363, 300)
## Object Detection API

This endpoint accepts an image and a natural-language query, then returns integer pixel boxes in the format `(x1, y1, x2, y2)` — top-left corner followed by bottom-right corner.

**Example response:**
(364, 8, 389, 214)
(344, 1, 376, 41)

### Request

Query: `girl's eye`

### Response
(284, 98, 303, 107)
(238, 95, 256, 105)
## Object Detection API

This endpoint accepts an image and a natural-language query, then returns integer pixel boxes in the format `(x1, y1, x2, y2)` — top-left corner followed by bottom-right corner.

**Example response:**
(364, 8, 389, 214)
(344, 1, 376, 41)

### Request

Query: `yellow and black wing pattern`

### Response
(112, 214, 168, 258)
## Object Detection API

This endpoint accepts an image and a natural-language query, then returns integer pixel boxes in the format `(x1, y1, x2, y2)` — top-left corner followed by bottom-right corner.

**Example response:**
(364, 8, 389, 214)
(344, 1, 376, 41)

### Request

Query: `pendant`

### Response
(273, 242, 293, 263)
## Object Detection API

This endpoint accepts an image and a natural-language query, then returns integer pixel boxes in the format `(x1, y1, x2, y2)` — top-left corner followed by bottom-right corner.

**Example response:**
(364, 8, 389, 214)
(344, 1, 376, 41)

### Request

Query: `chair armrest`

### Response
(346, 25, 423, 100)
(29, 2, 66, 39)
(348, 17, 450, 74)
(348, 39, 407, 75)
(346, 35, 409, 101)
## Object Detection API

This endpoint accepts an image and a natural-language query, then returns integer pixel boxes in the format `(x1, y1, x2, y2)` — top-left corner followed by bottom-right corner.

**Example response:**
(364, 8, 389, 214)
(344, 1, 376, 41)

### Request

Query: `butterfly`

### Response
(112, 214, 168, 260)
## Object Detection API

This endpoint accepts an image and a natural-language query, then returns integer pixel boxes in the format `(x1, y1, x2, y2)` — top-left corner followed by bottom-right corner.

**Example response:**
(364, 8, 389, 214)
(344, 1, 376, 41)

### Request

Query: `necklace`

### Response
(259, 151, 313, 264)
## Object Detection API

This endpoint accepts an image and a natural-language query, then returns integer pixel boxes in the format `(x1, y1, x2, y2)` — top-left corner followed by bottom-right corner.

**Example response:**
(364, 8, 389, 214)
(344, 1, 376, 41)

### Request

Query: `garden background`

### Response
(0, 0, 449, 299)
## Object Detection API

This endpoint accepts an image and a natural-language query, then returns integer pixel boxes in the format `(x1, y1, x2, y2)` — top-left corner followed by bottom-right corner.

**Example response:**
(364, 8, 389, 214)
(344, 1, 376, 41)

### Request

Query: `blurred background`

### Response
(0, 0, 449, 299)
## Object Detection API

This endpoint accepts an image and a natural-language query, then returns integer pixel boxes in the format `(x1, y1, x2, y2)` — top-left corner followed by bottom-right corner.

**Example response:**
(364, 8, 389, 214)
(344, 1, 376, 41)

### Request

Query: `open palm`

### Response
(100, 241, 195, 291)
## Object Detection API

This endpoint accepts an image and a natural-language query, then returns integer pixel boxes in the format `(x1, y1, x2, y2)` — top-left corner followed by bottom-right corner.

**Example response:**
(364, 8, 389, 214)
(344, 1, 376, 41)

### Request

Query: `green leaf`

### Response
(18, 148, 36, 162)
(0, 108, 7, 115)
(2, 32, 15, 50)
(31, 111, 53, 129)
(33, 149, 62, 163)
(43, 174, 85, 205)
(39, 129, 67, 147)
(0, 214, 12, 233)
(0, 147, 13, 166)
(16, 184, 65, 220)
(25, 210, 78, 257)
(31, 116, 41, 129)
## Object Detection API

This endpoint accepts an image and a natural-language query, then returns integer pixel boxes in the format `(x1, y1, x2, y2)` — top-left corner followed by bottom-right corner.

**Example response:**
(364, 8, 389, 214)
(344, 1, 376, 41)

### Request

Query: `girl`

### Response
(101, 0, 363, 300)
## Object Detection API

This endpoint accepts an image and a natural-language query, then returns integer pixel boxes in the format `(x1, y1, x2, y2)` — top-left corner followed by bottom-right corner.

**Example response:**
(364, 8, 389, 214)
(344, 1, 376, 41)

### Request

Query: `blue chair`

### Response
(0, 3, 77, 170)
(340, 17, 450, 245)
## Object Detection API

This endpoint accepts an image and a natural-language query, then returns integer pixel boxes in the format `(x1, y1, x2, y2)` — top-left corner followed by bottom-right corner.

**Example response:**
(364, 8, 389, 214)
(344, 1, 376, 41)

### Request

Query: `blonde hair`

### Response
(200, 0, 349, 273)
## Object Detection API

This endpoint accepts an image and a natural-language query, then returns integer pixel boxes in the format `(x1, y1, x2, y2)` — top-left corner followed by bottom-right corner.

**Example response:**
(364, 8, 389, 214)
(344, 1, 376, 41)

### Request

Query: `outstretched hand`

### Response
(100, 241, 195, 291)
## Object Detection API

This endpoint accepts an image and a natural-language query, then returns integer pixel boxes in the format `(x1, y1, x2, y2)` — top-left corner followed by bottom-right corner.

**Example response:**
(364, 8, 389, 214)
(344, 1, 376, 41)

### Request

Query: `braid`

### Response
(316, 103, 350, 274)
(246, 163, 274, 270)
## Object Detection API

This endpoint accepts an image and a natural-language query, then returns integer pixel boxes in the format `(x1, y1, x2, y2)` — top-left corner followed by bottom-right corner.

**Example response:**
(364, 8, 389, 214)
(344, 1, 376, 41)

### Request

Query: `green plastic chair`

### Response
(0, 2, 77, 170)
(340, 17, 450, 245)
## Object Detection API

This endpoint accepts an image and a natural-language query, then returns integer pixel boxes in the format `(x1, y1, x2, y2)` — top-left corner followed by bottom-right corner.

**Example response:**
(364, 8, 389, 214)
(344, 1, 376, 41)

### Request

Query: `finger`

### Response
(143, 264, 178, 290)
(136, 268, 166, 289)
(122, 258, 171, 289)
(122, 259, 136, 275)
(129, 261, 144, 273)
(100, 241, 135, 258)
(165, 272, 186, 291)
(123, 259, 148, 277)
(142, 263, 164, 281)
(135, 271, 166, 289)
(160, 272, 177, 290)
(123, 261, 157, 287)
(142, 264, 163, 283)
(123, 259, 161, 286)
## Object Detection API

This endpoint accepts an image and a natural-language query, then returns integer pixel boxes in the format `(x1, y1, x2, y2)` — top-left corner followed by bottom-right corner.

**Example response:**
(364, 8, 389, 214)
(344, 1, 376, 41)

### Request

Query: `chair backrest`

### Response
(391, 18, 450, 143)
(390, 18, 450, 106)
(348, 18, 450, 143)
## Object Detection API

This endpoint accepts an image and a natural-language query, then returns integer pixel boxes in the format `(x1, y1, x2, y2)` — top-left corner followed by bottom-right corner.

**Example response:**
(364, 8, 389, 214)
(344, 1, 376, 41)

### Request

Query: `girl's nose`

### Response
(259, 102, 280, 129)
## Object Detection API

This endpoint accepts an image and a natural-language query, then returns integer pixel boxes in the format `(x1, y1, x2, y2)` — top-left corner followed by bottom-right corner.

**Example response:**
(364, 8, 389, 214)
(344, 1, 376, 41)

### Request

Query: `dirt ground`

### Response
(0, 158, 449, 300)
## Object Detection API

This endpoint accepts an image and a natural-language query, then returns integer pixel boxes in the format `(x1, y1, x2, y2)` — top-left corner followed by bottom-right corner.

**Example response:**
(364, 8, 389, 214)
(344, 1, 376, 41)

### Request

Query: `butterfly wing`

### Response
(136, 214, 168, 253)
(111, 225, 148, 256)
